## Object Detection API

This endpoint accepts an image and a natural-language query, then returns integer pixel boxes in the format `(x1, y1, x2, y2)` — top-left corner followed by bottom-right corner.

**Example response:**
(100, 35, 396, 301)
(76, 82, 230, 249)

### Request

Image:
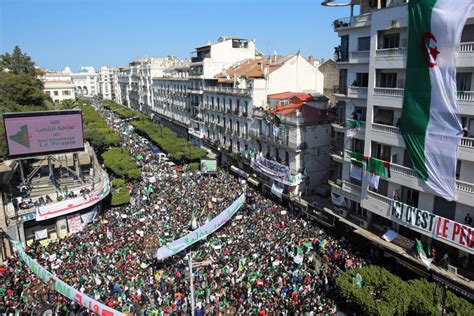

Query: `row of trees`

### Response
(335, 265, 473, 315)
(102, 100, 207, 162)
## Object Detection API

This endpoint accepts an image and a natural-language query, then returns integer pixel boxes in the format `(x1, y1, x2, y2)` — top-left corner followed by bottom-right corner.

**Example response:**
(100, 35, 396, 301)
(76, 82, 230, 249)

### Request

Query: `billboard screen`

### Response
(3, 110, 84, 159)
(200, 159, 217, 174)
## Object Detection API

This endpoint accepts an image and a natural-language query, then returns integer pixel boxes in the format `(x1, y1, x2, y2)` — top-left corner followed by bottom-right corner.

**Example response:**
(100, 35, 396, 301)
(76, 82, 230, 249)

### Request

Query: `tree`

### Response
(0, 46, 37, 77)
(57, 99, 78, 110)
(0, 73, 46, 106)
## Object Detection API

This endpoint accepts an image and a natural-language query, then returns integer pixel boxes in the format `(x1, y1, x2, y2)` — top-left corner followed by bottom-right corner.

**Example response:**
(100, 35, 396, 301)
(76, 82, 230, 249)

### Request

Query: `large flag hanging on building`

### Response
(399, 0, 474, 201)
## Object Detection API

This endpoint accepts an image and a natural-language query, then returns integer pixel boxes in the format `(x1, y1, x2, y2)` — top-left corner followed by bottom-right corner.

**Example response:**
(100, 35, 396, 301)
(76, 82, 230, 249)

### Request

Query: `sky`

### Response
(0, 0, 349, 71)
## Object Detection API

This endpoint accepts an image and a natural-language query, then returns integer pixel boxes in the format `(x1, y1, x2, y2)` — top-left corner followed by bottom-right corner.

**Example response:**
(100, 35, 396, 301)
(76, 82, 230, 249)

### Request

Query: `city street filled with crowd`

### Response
(0, 106, 368, 315)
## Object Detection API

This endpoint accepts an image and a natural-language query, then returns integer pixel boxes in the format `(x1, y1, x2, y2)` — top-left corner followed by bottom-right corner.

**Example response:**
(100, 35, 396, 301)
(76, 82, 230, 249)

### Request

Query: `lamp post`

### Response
(186, 251, 212, 316)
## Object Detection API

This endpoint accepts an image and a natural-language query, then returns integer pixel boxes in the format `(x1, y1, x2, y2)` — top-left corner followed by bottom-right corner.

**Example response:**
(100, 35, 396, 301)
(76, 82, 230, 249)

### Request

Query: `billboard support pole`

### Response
(73, 153, 84, 183)
(48, 157, 54, 186)
(18, 160, 26, 186)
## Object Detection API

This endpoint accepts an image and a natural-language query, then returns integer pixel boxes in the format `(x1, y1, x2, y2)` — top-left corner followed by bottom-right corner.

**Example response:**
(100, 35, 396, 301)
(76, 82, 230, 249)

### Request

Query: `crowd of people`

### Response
(0, 105, 368, 315)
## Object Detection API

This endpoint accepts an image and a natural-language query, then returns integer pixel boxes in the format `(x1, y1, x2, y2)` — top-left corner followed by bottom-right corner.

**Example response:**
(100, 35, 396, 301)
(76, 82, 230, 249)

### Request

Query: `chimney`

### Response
(308, 56, 315, 65)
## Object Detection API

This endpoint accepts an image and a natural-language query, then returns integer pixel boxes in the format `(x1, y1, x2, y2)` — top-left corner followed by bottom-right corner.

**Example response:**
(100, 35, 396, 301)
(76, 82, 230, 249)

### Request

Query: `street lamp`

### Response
(186, 252, 213, 316)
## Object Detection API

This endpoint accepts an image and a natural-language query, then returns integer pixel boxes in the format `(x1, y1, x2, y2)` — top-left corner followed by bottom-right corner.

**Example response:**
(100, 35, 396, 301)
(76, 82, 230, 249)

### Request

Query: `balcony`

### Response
(328, 179, 361, 203)
(333, 14, 371, 31)
(373, 87, 404, 97)
(347, 86, 368, 99)
(361, 190, 392, 218)
(389, 162, 474, 205)
(375, 47, 407, 57)
(329, 145, 346, 163)
(457, 42, 474, 68)
(370, 123, 404, 147)
(372, 87, 405, 108)
(258, 133, 306, 152)
(458, 137, 474, 161)
(204, 86, 251, 97)
(350, 50, 369, 64)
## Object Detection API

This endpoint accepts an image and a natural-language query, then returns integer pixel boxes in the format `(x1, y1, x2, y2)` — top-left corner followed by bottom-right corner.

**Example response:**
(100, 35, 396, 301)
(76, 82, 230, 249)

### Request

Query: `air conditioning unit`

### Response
(447, 265, 458, 275)
(335, 207, 348, 217)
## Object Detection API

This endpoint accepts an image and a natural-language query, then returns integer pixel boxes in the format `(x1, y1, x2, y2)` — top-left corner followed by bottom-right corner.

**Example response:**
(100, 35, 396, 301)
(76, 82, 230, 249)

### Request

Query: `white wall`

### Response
(267, 55, 323, 94)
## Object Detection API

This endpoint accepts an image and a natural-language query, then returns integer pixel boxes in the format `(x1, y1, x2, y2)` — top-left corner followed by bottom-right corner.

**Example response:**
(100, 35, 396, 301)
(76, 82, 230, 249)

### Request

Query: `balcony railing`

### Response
(367, 190, 392, 205)
(373, 87, 404, 97)
(348, 86, 368, 98)
(333, 14, 371, 30)
(371, 123, 401, 134)
(457, 91, 474, 102)
(204, 86, 251, 96)
(375, 47, 408, 57)
(350, 50, 369, 58)
(460, 137, 474, 148)
(459, 42, 474, 53)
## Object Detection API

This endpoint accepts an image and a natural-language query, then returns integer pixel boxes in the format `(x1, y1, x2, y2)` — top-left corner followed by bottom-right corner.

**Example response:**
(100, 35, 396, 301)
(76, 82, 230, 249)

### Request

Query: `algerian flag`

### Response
(367, 158, 391, 189)
(272, 114, 281, 127)
(416, 239, 433, 268)
(400, 0, 474, 201)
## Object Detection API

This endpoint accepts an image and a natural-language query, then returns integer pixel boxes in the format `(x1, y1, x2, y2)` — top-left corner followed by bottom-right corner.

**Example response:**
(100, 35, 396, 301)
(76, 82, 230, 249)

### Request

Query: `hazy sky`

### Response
(1, 0, 348, 71)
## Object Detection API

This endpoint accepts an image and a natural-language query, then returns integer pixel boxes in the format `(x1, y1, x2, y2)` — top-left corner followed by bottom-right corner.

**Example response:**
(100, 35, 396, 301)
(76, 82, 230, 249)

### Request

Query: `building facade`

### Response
(98, 66, 118, 100)
(110, 37, 331, 197)
(41, 66, 98, 99)
(43, 80, 76, 103)
(327, 0, 474, 283)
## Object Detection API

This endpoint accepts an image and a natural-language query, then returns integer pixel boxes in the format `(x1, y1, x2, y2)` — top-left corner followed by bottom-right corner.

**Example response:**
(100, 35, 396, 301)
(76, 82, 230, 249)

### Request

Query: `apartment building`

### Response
(325, 0, 474, 291)
(98, 66, 118, 100)
(111, 36, 333, 200)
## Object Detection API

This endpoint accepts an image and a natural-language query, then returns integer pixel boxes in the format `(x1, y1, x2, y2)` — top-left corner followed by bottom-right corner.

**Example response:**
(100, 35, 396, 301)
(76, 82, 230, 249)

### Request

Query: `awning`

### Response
(230, 165, 249, 178)
(247, 177, 260, 186)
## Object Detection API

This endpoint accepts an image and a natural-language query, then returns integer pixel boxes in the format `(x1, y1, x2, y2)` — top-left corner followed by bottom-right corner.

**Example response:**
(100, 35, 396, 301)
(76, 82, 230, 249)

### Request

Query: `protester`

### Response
(0, 105, 367, 314)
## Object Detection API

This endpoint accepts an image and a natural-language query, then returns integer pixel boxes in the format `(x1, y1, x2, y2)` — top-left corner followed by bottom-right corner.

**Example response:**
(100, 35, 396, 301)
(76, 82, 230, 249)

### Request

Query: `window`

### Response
(357, 37, 370, 51)
(339, 69, 348, 94)
(339, 35, 349, 61)
(382, 33, 400, 49)
(456, 73, 472, 91)
(373, 108, 394, 125)
(372, 142, 392, 162)
(401, 187, 419, 208)
(63, 90, 70, 96)
(379, 73, 397, 88)
(53, 91, 59, 96)
(354, 73, 369, 87)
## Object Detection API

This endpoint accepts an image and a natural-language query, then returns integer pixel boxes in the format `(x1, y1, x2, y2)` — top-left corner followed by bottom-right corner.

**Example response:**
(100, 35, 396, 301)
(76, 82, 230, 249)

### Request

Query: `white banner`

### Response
(350, 164, 362, 181)
(331, 191, 346, 207)
(390, 200, 473, 254)
(36, 177, 110, 221)
(271, 183, 284, 198)
(80, 209, 97, 229)
(382, 230, 398, 242)
(35, 228, 48, 240)
(156, 193, 246, 260)
(12, 241, 123, 316)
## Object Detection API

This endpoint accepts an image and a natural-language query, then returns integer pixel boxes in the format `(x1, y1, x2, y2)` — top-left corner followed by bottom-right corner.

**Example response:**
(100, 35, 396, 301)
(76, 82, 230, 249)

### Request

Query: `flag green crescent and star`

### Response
(399, 0, 474, 201)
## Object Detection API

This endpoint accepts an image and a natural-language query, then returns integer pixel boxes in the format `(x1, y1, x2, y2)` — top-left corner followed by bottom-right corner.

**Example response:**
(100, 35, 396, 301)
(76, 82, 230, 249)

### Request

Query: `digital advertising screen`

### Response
(3, 110, 85, 159)
(200, 159, 217, 174)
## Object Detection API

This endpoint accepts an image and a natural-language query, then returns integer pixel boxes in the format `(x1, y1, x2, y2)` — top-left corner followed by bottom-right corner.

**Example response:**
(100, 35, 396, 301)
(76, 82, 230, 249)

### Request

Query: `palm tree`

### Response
(57, 99, 78, 110)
